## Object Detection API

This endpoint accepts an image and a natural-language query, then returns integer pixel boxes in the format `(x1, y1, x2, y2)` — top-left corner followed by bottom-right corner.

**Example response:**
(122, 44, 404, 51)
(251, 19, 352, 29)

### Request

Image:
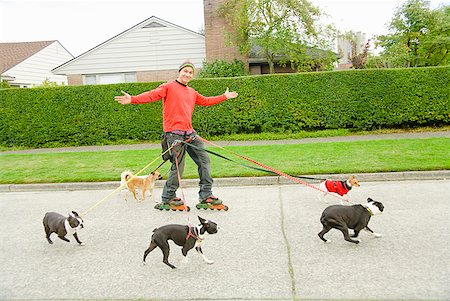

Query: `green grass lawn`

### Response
(1, 137, 449, 184)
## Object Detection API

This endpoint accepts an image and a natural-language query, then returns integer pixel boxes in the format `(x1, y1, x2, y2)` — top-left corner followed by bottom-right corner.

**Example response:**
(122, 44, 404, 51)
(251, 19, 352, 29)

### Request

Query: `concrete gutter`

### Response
(1, 170, 448, 192)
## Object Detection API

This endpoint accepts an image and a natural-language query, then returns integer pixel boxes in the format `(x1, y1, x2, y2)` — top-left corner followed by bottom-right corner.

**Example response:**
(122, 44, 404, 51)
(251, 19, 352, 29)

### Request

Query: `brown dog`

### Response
(318, 175, 360, 204)
(120, 170, 162, 203)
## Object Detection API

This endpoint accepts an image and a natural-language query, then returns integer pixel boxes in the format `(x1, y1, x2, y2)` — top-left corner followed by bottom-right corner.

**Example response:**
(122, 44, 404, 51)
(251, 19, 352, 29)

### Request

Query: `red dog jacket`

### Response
(324, 180, 352, 196)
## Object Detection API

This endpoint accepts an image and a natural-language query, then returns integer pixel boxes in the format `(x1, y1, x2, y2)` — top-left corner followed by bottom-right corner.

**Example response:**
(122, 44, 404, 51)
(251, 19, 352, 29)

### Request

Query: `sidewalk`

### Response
(2, 130, 450, 154)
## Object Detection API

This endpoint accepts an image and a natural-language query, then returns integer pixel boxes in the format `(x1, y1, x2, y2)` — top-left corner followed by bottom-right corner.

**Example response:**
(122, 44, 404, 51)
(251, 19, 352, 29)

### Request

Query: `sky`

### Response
(0, 0, 448, 57)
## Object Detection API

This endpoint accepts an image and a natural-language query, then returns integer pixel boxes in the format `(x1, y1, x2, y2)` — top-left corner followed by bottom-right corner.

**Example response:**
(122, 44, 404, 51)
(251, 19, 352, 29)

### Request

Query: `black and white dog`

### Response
(43, 211, 85, 245)
(143, 216, 218, 269)
(318, 198, 384, 244)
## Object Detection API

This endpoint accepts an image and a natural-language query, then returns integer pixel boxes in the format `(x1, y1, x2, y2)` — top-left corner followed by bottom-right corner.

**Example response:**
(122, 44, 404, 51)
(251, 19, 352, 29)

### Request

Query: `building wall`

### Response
(67, 74, 83, 86)
(203, 0, 247, 65)
(6, 42, 73, 87)
(137, 69, 179, 82)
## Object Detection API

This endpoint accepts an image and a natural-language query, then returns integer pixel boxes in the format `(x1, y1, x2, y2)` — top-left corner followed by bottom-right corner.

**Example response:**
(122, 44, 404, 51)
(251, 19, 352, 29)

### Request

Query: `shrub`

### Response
(0, 66, 448, 148)
(198, 59, 247, 78)
(1, 80, 12, 89)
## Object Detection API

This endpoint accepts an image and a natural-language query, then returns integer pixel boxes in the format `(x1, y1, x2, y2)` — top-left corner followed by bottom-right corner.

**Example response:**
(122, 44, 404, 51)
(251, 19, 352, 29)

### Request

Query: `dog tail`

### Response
(121, 170, 133, 181)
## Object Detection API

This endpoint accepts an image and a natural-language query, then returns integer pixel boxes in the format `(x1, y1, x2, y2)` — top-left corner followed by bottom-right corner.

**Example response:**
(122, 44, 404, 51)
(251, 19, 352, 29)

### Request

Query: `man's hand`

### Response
(114, 91, 132, 105)
(224, 87, 238, 99)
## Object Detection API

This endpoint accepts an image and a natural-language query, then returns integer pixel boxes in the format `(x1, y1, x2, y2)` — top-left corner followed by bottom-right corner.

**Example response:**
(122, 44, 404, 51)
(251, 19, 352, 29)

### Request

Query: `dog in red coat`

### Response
(318, 175, 360, 204)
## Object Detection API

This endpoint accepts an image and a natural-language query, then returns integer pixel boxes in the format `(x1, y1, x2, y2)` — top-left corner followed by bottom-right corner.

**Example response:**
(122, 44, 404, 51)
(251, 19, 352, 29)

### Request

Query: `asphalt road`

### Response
(0, 178, 449, 300)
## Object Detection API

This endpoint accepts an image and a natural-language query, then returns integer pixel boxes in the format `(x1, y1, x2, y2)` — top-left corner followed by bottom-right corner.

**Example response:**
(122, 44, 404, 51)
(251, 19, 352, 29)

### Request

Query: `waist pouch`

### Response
(161, 134, 171, 161)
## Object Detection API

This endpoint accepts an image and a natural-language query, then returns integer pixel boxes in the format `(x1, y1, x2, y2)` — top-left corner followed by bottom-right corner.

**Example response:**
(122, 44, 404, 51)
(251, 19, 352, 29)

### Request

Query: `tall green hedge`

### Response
(0, 66, 448, 148)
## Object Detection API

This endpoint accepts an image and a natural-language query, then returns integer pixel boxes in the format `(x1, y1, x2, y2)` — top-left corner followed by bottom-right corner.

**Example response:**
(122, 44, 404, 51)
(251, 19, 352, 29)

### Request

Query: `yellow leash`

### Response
(81, 145, 174, 216)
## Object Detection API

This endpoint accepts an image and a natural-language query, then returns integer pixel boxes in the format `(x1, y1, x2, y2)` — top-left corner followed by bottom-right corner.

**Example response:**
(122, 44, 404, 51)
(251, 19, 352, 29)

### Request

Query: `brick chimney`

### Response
(203, 0, 248, 65)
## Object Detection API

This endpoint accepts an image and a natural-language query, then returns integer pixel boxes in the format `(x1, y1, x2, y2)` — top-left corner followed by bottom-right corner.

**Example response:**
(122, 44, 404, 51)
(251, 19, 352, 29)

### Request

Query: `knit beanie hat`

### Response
(178, 60, 195, 72)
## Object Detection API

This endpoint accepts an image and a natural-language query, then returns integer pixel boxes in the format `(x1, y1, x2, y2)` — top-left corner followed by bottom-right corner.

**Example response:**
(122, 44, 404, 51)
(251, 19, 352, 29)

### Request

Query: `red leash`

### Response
(198, 137, 349, 203)
(170, 138, 198, 239)
(172, 147, 190, 212)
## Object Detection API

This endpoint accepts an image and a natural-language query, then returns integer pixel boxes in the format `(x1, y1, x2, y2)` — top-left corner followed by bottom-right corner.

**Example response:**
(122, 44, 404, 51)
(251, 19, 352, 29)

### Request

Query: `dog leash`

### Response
(195, 137, 349, 203)
(81, 145, 175, 216)
(172, 145, 190, 213)
(170, 139, 200, 240)
(180, 139, 326, 181)
(151, 159, 169, 173)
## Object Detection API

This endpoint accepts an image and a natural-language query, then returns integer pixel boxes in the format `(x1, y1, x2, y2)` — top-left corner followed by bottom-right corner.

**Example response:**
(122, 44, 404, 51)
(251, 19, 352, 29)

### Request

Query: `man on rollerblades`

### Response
(115, 60, 238, 211)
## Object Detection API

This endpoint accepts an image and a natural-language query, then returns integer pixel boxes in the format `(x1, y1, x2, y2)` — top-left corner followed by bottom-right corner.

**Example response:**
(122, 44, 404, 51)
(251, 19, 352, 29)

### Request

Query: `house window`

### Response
(83, 72, 136, 85)
(85, 75, 96, 85)
(124, 73, 136, 82)
(98, 73, 122, 85)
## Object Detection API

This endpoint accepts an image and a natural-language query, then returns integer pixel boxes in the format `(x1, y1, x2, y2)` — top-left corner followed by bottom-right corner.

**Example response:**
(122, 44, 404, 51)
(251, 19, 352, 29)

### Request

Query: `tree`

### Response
(198, 59, 248, 78)
(351, 40, 370, 69)
(418, 5, 450, 66)
(376, 0, 449, 67)
(218, 0, 337, 73)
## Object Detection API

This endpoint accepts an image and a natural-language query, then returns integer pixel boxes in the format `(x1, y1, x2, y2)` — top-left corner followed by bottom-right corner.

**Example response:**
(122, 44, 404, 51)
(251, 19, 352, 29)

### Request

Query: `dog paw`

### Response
(205, 259, 214, 264)
(372, 233, 382, 238)
(79, 242, 86, 246)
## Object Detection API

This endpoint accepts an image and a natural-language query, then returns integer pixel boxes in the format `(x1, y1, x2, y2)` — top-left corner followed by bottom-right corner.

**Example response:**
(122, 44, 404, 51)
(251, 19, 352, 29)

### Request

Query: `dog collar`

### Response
(345, 180, 352, 190)
(364, 205, 374, 216)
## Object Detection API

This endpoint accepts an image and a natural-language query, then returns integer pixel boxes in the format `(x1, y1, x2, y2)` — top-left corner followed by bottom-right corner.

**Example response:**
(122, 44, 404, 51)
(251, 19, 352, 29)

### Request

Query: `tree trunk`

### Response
(268, 59, 275, 74)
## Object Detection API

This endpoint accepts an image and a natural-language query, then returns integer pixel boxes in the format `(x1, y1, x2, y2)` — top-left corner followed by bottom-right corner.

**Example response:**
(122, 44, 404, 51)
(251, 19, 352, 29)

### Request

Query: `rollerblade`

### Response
(196, 196, 228, 211)
(154, 198, 190, 211)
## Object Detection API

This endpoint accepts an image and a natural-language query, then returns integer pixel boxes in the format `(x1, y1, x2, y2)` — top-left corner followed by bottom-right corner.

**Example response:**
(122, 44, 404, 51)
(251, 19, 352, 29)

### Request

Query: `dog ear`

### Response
(71, 211, 79, 217)
(367, 197, 374, 203)
(198, 216, 207, 224)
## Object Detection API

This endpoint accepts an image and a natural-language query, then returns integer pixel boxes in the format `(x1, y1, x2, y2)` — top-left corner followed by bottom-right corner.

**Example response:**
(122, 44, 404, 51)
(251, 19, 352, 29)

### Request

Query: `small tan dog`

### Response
(120, 170, 162, 203)
(318, 175, 360, 204)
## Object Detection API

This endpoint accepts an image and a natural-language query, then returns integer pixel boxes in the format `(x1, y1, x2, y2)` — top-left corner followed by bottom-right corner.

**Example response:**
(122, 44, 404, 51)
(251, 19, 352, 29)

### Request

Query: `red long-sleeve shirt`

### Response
(131, 80, 227, 132)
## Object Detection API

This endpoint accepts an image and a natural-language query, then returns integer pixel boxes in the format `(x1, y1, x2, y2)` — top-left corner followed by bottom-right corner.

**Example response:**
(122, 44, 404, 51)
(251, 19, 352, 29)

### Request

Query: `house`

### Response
(336, 32, 367, 69)
(52, 16, 206, 85)
(0, 41, 73, 87)
(53, 1, 340, 86)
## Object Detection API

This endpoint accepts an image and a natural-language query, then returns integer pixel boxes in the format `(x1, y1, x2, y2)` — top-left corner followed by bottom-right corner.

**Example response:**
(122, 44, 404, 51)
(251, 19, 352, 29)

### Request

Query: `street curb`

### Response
(1, 170, 448, 192)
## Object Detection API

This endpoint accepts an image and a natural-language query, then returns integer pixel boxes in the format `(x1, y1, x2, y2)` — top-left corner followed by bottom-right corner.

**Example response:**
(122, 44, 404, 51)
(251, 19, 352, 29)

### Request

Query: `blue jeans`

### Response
(161, 132, 213, 203)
